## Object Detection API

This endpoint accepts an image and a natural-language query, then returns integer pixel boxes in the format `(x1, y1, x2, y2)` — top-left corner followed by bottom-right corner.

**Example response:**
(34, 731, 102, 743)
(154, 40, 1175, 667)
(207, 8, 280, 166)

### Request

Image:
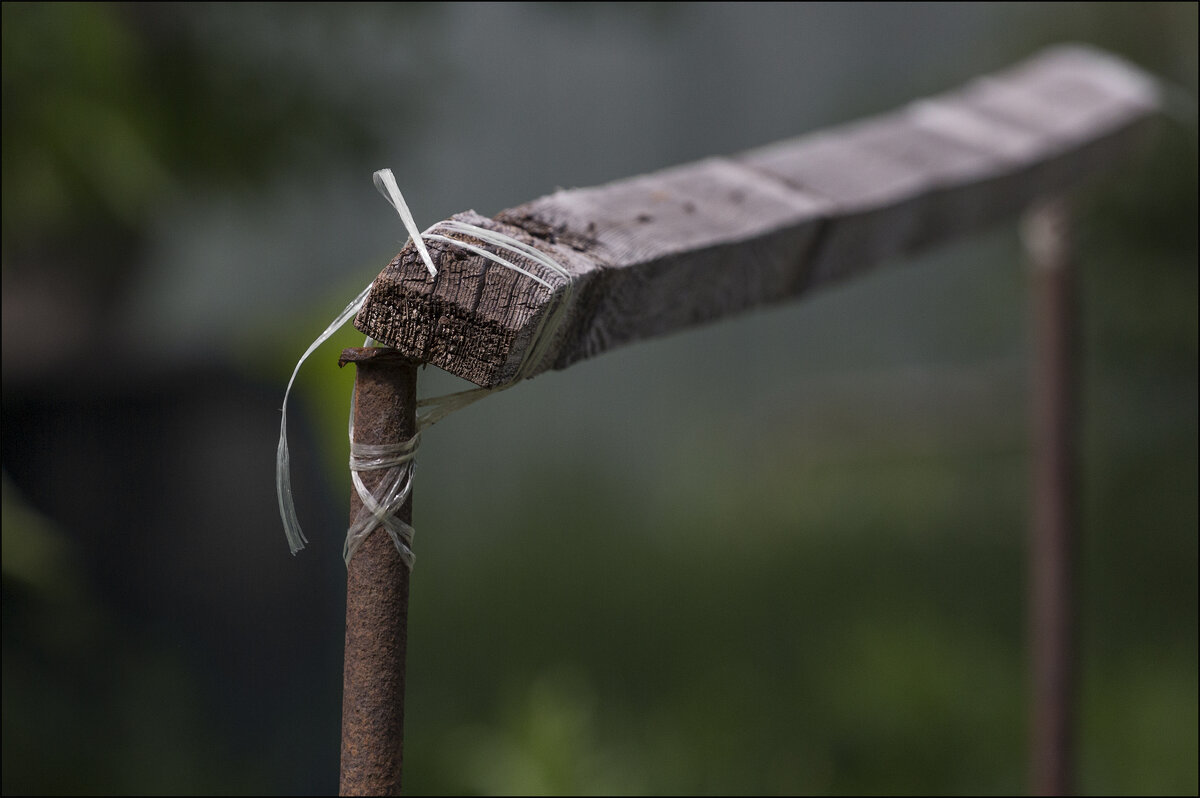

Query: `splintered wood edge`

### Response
(354, 44, 1160, 388)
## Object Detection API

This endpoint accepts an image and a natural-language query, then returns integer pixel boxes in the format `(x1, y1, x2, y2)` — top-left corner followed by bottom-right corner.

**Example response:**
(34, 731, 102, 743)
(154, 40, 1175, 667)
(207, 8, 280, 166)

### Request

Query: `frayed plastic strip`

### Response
(277, 169, 574, 568)
(373, 169, 437, 278)
(277, 281, 374, 555)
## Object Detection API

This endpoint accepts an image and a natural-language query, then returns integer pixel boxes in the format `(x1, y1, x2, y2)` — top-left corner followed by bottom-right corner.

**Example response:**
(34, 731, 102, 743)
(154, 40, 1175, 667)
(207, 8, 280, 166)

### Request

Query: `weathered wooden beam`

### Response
(354, 45, 1159, 388)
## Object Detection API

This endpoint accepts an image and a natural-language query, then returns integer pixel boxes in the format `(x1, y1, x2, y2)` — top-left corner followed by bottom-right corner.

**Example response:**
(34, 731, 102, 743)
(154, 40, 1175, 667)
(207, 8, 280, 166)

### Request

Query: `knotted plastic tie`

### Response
(276, 169, 573, 568)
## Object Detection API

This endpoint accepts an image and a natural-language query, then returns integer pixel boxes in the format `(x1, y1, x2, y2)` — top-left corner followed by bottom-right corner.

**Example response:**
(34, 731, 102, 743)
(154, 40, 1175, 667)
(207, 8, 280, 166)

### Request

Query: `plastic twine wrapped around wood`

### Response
(277, 169, 574, 567)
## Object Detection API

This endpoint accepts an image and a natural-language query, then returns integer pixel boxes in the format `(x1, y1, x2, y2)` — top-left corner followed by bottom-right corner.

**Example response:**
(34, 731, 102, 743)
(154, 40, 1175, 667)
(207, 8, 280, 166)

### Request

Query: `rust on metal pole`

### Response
(338, 347, 418, 796)
(1023, 197, 1077, 797)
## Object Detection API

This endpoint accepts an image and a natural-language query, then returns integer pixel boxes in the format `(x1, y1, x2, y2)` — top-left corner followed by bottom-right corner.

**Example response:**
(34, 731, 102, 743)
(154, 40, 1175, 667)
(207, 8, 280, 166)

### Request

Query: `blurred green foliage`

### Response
(2, 2, 380, 272)
(2, 3, 162, 240)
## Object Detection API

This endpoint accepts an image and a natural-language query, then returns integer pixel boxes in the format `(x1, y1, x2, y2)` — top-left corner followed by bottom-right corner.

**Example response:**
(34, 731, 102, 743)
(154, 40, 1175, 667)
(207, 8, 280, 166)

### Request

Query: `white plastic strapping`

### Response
(277, 169, 574, 568)
(277, 281, 374, 556)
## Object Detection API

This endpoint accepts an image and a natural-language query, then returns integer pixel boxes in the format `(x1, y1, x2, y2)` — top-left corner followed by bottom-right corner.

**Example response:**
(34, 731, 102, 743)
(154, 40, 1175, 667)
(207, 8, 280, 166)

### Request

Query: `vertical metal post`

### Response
(338, 348, 418, 796)
(1023, 197, 1077, 797)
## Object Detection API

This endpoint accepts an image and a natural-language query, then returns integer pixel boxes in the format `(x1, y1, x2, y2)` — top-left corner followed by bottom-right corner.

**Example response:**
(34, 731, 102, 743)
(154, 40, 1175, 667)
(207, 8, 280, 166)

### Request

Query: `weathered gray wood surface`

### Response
(355, 45, 1159, 388)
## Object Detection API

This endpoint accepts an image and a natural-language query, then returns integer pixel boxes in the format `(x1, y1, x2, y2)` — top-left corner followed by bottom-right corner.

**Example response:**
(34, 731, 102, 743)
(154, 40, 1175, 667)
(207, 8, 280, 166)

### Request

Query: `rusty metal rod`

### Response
(338, 348, 419, 796)
(1023, 197, 1077, 797)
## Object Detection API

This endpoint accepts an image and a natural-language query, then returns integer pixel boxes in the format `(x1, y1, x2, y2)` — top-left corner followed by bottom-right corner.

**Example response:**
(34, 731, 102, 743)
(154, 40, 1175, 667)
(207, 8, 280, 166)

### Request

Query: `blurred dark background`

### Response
(2, 3, 1195, 794)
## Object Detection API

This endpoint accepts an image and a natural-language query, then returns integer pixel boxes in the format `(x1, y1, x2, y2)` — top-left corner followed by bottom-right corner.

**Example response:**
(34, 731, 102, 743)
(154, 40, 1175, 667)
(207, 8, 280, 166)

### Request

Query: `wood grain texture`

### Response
(355, 45, 1159, 388)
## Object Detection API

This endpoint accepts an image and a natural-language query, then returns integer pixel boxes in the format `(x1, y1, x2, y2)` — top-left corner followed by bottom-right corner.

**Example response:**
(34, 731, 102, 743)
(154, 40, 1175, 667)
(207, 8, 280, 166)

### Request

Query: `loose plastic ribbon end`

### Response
(277, 419, 309, 555)
(373, 168, 438, 279)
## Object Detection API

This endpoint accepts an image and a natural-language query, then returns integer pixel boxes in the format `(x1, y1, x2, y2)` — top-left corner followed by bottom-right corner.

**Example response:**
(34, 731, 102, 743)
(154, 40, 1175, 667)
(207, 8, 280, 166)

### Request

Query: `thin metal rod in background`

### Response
(338, 348, 419, 796)
(1023, 197, 1078, 797)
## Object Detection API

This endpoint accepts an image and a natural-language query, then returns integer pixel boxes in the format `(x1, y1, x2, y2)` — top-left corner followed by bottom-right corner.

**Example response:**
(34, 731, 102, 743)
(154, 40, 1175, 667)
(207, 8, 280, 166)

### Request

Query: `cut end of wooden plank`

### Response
(354, 211, 593, 388)
(355, 45, 1161, 388)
